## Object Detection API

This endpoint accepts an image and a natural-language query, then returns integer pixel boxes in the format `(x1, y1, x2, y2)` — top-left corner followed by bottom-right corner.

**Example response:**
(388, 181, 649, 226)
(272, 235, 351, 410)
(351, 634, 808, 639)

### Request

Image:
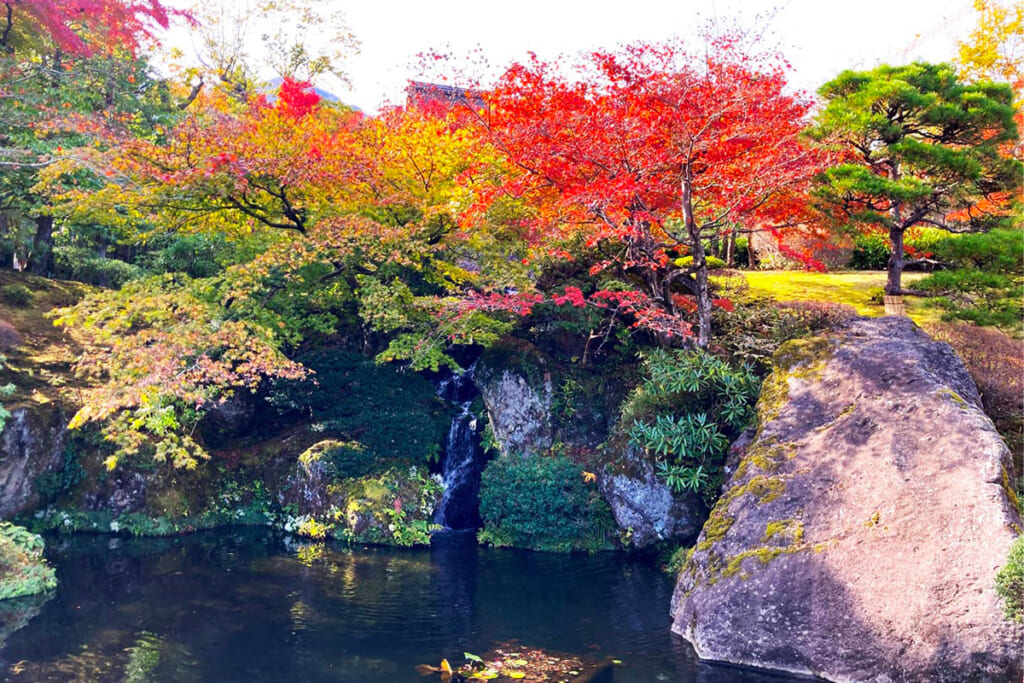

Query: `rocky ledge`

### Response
(672, 317, 1023, 682)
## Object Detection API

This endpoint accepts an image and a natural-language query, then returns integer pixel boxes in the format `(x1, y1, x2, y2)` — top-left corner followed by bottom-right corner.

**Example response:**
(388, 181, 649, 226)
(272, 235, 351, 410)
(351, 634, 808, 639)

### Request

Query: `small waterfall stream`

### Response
(434, 364, 486, 530)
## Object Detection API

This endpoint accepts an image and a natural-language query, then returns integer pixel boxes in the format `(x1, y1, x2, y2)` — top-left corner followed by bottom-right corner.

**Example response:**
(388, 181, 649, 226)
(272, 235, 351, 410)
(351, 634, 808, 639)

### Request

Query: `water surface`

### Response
(1, 529, 807, 682)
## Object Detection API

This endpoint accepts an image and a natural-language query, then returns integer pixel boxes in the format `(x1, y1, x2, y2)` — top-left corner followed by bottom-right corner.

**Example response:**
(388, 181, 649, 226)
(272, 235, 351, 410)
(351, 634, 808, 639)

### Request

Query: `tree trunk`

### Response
(886, 225, 906, 295)
(29, 215, 53, 276)
(746, 230, 756, 268)
(725, 227, 737, 268)
(681, 166, 711, 347)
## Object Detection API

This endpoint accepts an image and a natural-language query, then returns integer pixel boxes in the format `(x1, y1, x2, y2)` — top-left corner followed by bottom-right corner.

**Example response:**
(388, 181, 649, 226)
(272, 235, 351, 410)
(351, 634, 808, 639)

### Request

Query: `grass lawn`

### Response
(730, 270, 943, 327)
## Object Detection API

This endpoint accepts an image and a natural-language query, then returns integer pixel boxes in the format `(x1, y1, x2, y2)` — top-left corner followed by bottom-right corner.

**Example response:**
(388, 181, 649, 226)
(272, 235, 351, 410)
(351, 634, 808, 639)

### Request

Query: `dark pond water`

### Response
(0, 529, 807, 682)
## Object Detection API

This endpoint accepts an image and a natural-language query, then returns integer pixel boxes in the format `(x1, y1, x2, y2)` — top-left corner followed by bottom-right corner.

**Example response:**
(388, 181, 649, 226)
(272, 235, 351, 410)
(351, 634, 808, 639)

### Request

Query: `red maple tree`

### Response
(469, 37, 827, 345)
(1, 0, 184, 56)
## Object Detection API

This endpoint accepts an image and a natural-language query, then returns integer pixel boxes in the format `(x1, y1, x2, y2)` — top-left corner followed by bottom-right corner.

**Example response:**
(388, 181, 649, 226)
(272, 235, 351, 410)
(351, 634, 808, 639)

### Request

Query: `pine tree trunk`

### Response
(886, 226, 905, 295)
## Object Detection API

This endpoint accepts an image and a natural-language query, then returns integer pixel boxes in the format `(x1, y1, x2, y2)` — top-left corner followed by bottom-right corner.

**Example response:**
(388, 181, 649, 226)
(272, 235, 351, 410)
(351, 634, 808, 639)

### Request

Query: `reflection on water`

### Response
(0, 529, 807, 682)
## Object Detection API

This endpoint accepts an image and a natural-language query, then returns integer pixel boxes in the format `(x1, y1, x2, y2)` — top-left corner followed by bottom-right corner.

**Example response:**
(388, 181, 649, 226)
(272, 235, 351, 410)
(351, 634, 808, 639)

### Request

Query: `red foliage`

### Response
(276, 78, 321, 119)
(464, 37, 827, 342)
(9, 0, 185, 56)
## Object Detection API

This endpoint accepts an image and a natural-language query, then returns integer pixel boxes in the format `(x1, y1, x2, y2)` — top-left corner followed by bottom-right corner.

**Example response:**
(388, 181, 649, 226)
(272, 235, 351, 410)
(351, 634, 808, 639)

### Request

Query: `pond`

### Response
(0, 529, 806, 682)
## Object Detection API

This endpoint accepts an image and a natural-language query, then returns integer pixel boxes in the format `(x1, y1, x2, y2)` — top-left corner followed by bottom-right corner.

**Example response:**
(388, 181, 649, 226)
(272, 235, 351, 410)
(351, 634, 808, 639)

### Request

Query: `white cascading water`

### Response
(434, 363, 485, 530)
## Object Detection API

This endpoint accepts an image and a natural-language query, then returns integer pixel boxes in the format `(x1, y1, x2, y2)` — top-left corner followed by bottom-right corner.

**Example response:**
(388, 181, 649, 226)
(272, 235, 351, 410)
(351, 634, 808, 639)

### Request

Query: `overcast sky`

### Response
(164, 0, 979, 112)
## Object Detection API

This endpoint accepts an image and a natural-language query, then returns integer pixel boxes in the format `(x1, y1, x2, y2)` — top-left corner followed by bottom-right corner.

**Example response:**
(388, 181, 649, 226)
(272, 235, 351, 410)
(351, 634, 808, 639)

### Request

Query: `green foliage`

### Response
(812, 62, 1021, 291)
(0, 522, 56, 600)
(931, 229, 1024, 276)
(35, 442, 86, 505)
(52, 247, 143, 288)
(269, 350, 447, 467)
(478, 455, 617, 553)
(849, 229, 951, 270)
(674, 255, 726, 269)
(0, 284, 33, 307)
(996, 536, 1024, 623)
(622, 349, 759, 503)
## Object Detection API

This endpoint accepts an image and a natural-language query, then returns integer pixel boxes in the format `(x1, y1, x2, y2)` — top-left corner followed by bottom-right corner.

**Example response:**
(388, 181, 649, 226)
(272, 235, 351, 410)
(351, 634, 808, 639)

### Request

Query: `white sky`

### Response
(163, 0, 979, 113)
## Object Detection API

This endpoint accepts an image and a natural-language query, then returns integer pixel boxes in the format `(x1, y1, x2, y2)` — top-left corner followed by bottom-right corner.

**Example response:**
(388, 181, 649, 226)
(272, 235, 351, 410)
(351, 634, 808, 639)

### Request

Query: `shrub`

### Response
(850, 232, 891, 270)
(53, 247, 142, 288)
(849, 227, 953, 270)
(621, 349, 760, 504)
(0, 522, 56, 599)
(268, 350, 448, 467)
(711, 297, 857, 372)
(996, 536, 1024, 623)
(0, 284, 33, 307)
(478, 455, 616, 552)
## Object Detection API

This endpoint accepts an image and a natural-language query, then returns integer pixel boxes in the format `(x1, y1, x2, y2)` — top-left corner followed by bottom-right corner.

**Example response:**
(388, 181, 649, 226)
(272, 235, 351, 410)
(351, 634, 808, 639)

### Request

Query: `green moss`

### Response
(1002, 467, 1021, 514)
(697, 511, 735, 552)
(756, 336, 834, 430)
(764, 518, 804, 544)
(721, 546, 789, 579)
(937, 388, 970, 410)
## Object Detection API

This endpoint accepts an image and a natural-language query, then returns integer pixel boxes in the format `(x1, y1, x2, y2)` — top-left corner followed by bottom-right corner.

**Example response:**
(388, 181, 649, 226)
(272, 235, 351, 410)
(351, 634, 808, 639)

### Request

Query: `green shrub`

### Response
(0, 522, 56, 599)
(620, 349, 760, 504)
(268, 350, 448, 467)
(35, 442, 86, 505)
(918, 269, 1023, 331)
(0, 284, 33, 307)
(996, 536, 1024, 623)
(53, 247, 142, 287)
(849, 228, 953, 270)
(850, 233, 889, 269)
(674, 255, 726, 269)
(478, 455, 616, 552)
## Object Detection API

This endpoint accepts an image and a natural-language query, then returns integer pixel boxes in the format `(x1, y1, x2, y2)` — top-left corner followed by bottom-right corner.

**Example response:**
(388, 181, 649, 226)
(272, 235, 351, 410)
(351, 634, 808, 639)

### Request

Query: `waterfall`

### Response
(434, 364, 486, 530)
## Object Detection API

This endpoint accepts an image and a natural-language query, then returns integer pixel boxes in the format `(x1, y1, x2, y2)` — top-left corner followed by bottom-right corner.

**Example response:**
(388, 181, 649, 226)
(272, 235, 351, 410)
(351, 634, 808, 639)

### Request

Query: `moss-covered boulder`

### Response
(672, 317, 1023, 681)
(280, 443, 442, 547)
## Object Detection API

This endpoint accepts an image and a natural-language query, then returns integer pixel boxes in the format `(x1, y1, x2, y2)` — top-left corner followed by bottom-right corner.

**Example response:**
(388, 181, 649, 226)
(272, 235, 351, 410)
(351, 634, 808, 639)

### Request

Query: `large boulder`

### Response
(599, 445, 705, 548)
(0, 405, 67, 517)
(672, 317, 1023, 682)
(477, 341, 553, 457)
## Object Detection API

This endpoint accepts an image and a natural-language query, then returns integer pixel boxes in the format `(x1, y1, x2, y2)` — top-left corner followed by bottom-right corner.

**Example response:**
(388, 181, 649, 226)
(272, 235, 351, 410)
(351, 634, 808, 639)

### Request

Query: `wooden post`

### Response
(883, 294, 905, 316)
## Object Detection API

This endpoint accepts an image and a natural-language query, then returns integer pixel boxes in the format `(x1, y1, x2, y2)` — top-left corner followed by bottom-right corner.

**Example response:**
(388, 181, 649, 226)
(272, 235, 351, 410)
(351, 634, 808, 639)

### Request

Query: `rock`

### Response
(672, 317, 1023, 682)
(599, 446, 705, 548)
(0, 405, 67, 517)
(198, 392, 256, 446)
(477, 341, 553, 456)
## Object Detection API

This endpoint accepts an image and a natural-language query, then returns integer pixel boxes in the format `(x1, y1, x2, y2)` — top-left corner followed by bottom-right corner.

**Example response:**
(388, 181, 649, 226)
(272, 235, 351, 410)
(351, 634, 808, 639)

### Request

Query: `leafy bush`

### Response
(850, 232, 891, 270)
(268, 350, 448, 467)
(996, 536, 1024, 623)
(35, 442, 86, 505)
(0, 522, 56, 599)
(849, 228, 951, 270)
(621, 349, 759, 503)
(918, 270, 1023, 331)
(710, 291, 857, 372)
(53, 247, 143, 287)
(0, 284, 33, 307)
(478, 455, 616, 552)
